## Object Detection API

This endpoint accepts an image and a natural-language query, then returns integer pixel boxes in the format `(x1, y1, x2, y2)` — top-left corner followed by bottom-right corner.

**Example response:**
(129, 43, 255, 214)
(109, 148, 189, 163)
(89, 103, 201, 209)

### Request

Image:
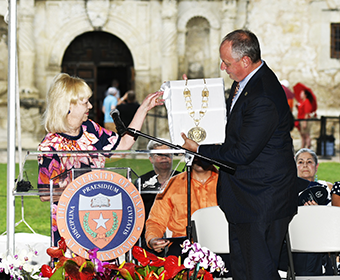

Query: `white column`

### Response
(161, 0, 178, 81)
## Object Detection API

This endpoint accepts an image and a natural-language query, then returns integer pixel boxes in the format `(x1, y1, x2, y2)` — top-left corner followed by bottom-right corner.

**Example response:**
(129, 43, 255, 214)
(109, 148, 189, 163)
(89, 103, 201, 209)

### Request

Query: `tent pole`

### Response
(6, 0, 18, 255)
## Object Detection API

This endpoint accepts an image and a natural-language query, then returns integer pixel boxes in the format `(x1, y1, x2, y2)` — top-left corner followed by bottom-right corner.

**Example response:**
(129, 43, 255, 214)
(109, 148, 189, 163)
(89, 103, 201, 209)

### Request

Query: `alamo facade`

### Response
(0, 0, 339, 150)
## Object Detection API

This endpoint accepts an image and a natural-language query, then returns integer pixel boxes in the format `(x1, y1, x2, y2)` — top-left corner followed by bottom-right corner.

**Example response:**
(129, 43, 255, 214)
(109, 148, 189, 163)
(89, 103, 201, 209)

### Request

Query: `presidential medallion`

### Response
(188, 126, 207, 143)
(183, 78, 209, 143)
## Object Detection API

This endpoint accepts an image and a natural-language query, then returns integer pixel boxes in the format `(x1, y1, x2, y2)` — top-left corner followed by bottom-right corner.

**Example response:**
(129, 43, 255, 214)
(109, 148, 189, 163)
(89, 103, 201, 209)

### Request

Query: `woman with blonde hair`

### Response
(38, 73, 163, 201)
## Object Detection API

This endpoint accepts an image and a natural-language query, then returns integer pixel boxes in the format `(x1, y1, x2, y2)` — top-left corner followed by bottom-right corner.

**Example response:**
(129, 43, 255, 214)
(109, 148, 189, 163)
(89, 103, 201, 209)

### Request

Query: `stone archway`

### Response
(61, 31, 134, 125)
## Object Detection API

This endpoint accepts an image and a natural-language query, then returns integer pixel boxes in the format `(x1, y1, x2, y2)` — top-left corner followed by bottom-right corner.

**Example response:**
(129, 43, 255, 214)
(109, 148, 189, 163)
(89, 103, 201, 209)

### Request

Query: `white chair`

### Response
(191, 206, 231, 279)
(191, 205, 229, 254)
(286, 206, 340, 280)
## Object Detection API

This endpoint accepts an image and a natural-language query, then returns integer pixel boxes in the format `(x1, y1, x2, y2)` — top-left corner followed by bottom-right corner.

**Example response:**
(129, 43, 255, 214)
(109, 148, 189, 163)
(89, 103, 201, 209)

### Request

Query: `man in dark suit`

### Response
(182, 29, 299, 279)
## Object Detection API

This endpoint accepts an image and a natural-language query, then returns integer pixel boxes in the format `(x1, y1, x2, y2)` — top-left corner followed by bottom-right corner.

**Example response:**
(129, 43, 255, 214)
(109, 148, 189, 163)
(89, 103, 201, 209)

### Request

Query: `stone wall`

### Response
(0, 0, 338, 150)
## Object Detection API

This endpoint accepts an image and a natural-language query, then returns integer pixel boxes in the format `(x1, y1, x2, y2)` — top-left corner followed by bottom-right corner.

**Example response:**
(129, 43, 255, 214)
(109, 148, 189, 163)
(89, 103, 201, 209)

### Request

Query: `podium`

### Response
(11, 150, 187, 262)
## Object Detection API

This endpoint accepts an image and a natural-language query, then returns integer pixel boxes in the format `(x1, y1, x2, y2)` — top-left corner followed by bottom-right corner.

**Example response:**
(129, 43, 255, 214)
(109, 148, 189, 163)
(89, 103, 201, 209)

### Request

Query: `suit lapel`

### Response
(227, 62, 268, 116)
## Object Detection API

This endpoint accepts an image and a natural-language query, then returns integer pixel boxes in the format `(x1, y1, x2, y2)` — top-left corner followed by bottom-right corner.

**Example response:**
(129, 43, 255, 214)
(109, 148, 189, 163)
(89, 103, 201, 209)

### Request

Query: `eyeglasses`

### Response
(154, 153, 172, 158)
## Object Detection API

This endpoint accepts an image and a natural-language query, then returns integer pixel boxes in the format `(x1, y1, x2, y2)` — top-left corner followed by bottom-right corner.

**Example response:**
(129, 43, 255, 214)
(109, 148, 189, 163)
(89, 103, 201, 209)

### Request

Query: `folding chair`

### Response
(286, 206, 340, 280)
(191, 206, 231, 279)
(191, 205, 229, 254)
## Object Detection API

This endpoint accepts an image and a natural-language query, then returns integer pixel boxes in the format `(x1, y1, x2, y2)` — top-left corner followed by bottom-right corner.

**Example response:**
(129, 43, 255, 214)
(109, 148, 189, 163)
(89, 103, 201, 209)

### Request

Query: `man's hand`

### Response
(181, 133, 199, 152)
(149, 238, 170, 253)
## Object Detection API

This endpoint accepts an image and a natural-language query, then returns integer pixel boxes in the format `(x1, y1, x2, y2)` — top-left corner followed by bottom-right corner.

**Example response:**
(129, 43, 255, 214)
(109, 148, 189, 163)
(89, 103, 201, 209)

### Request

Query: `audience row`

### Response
(137, 144, 340, 277)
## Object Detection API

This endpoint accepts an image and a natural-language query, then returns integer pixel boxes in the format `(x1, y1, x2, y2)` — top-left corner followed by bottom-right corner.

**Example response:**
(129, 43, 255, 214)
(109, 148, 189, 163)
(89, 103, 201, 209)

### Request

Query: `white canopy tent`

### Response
(6, 0, 18, 255)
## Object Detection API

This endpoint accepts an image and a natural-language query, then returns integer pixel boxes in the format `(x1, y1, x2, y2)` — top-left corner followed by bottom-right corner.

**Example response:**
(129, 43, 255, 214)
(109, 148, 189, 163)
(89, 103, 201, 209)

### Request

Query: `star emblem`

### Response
(93, 213, 109, 230)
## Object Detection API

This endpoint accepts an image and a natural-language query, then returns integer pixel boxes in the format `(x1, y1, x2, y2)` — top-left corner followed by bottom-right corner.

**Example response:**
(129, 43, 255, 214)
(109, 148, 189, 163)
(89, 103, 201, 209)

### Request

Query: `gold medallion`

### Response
(183, 79, 209, 143)
(188, 126, 207, 143)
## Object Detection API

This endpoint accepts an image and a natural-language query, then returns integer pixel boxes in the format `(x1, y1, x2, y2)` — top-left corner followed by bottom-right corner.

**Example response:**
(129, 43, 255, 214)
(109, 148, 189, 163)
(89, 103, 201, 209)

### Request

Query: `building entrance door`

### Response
(62, 31, 134, 125)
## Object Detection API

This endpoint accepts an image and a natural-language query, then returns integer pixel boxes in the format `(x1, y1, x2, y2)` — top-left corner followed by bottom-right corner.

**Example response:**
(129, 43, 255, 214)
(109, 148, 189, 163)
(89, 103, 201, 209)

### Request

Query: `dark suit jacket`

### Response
(199, 62, 298, 224)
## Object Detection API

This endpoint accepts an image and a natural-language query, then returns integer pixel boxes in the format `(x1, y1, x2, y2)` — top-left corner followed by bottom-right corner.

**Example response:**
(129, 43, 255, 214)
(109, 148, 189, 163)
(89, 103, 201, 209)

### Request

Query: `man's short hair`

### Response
(147, 139, 170, 150)
(222, 29, 261, 63)
(126, 90, 136, 102)
(147, 139, 171, 156)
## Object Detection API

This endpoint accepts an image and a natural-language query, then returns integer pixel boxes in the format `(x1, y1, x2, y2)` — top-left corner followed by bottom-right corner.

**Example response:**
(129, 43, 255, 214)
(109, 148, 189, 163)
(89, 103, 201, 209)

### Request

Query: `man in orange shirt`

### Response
(145, 158, 218, 256)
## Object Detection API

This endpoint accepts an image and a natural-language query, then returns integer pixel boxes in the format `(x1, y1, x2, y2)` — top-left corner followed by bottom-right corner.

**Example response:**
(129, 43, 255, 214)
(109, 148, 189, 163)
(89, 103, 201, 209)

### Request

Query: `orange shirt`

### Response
(145, 168, 218, 247)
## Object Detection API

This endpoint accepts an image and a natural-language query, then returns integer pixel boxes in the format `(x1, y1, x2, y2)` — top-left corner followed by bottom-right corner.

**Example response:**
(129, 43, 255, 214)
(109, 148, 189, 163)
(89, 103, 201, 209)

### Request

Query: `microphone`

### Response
(110, 109, 128, 137)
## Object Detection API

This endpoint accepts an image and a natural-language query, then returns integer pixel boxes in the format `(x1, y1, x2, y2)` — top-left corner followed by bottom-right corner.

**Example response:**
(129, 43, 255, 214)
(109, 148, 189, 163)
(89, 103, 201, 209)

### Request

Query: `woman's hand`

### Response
(304, 200, 318, 206)
(117, 91, 164, 150)
(139, 91, 164, 113)
(149, 238, 170, 253)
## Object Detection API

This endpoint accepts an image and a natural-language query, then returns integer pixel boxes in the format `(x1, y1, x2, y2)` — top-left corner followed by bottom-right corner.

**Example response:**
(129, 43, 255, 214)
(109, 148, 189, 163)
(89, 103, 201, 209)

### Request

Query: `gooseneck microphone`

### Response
(110, 109, 128, 137)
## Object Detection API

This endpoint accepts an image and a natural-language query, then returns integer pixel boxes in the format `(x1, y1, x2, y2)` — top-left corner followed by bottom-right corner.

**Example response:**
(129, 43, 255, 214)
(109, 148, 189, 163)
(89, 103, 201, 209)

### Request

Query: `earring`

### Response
(68, 110, 70, 114)
(314, 174, 318, 182)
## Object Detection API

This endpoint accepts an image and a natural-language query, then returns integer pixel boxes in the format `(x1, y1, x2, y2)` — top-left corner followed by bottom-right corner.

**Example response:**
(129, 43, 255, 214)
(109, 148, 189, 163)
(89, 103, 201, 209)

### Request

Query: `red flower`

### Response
(46, 247, 63, 259)
(41, 264, 54, 278)
(135, 270, 159, 280)
(46, 237, 67, 259)
(58, 237, 67, 252)
(163, 255, 185, 280)
(132, 246, 159, 267)
(63, 259, 95, 280)
(104, 262, 137, 280)
(64, 260, 81, 279)
(190, 269, 214, 280)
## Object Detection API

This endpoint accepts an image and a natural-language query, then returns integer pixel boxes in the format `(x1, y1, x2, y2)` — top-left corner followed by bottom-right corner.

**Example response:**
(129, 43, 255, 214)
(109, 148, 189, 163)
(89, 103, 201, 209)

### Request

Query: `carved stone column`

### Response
(221, 0, 237, 38)
(18, 0, 38, 98)
(209, 28, 221, 77)
(161, 0, 178, 81)
(177, 30, 186, 80)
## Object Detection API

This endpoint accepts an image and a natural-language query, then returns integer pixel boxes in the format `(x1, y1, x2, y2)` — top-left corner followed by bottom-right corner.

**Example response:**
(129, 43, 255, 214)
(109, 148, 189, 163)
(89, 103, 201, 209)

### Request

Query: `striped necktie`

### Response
(232, 82, 240, 103)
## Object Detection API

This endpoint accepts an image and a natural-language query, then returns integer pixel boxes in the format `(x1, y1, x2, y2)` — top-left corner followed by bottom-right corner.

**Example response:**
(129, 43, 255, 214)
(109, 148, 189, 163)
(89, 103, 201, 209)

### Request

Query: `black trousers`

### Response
(229, 216, 292, 280)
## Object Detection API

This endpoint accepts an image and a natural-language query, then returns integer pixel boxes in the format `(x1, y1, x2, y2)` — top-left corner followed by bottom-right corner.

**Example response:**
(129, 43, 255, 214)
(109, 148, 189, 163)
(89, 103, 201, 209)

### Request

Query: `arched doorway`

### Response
(62, 31, 134, 125)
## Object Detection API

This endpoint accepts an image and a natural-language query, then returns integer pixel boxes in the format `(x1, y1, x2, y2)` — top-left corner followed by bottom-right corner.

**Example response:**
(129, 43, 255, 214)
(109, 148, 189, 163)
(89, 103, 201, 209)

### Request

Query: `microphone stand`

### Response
(125, 127, 236, 244)
(126, 127, 236, 175)
(185, 154, 194, 244)
(111, 109, 236, 246)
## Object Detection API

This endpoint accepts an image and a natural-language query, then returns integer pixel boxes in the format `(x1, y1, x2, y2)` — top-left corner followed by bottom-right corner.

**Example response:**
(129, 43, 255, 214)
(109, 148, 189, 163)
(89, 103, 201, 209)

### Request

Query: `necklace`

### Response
(183, 79, 209, 143)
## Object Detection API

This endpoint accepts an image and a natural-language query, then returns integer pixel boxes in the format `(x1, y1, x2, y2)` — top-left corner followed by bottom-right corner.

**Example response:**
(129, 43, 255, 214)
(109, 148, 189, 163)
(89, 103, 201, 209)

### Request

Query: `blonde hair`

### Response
(43, 73, 92, 133)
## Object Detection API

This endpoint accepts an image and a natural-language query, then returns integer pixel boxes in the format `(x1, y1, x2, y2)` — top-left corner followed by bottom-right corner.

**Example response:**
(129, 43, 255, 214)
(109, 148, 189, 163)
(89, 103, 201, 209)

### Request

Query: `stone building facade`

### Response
(0, 0, 339, 149)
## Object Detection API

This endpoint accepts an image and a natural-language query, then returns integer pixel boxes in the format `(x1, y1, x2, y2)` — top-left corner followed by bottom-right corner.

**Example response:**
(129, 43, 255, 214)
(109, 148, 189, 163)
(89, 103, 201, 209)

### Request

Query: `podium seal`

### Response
(57, 170, 145, 261)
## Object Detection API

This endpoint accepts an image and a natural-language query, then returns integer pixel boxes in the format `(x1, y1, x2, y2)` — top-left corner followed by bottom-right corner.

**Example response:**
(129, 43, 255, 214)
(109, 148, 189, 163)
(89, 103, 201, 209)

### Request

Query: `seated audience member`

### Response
(145, 158, 218, 256)
(331, 182, 340, 206)
(295, 148, 333, 205)
(116, 90, 140, 127)
(280, 148, 333, 276)
(137, 139, 180, 255)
